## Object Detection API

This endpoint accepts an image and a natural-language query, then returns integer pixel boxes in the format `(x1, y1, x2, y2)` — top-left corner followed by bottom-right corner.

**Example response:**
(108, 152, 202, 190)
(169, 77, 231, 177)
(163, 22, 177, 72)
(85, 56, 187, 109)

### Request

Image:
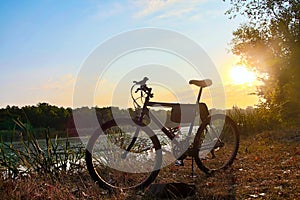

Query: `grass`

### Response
(0, 119, 85, 179)
(153, 129, 299, 199)
(1, 127, 299, 199)
(231, 130, 300, 199)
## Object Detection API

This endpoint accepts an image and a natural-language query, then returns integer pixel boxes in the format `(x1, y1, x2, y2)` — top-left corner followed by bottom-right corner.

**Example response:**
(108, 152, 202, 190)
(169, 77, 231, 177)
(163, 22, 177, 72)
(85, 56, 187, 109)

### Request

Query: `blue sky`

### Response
(0, 0, 259, 108)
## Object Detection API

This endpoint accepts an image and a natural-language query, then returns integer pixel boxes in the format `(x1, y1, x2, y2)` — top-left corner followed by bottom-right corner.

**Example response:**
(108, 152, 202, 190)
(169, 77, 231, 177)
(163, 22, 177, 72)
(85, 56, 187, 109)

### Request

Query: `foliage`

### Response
(0, 103, 72, 131)
(0, 119, 85, 179)
(227, 106, 281, 136)
(225, 0, 300, 126)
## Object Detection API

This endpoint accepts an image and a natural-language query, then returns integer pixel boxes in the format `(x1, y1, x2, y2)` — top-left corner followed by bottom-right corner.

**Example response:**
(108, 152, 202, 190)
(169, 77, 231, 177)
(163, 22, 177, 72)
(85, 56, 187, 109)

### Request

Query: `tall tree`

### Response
(225, 0, 300, 125)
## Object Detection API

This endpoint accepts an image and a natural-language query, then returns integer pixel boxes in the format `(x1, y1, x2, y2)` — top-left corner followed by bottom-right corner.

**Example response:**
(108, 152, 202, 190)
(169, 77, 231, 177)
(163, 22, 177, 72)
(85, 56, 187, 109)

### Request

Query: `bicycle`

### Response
(85, 77, 239, 191)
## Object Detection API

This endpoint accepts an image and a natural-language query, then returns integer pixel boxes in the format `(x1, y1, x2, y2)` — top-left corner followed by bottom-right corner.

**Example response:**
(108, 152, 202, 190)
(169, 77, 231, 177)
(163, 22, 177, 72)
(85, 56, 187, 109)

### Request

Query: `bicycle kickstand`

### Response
(121, 127, 140, 159)
(191, 156, 195, 178)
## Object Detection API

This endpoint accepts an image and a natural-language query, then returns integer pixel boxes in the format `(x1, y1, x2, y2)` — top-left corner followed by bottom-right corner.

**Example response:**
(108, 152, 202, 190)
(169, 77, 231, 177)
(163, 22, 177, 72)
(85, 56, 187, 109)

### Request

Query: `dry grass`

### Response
(231, 130, 300, 199)
(1, 130, 299, 199)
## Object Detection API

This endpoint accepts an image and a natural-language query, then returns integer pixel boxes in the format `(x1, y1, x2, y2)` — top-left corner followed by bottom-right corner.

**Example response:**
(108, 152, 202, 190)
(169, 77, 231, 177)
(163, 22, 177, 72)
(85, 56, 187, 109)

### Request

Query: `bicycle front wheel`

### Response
(85, 118, 162, 191)
(194, 114, 239, 173)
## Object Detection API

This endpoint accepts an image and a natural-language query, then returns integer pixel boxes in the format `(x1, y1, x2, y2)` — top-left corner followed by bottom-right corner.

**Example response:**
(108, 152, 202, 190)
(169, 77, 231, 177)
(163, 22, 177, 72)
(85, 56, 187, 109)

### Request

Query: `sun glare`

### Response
(230, 65, 256, 85)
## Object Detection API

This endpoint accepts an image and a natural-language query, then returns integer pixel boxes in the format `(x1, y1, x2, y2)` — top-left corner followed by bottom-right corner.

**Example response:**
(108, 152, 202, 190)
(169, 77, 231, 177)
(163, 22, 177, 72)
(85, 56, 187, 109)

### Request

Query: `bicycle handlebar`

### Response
(133, 77, 152, 93)
(131, 77, 153, 108)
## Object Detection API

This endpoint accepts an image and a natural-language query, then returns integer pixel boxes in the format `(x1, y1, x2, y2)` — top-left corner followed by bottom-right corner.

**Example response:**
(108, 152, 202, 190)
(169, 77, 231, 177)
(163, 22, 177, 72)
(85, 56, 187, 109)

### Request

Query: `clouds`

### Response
(41, 74, 75, 91)
(0, 68, 77, 107)
(32, 73, 76, 107)
(90, 0, 222, 22)
(130, 0, 220, 21)
(131, 0, 180, 18)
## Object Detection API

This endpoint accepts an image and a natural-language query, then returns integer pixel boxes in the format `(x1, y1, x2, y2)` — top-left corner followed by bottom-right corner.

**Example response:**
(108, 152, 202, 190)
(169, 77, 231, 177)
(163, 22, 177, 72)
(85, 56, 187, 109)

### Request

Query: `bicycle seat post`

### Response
(189, 79, 212, 103)
(196, 87, 202, 103)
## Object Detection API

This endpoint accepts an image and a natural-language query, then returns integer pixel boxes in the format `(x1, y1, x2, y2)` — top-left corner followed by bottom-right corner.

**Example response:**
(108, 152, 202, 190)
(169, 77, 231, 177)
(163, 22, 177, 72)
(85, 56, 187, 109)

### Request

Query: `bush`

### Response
(227, 106, 282, 136)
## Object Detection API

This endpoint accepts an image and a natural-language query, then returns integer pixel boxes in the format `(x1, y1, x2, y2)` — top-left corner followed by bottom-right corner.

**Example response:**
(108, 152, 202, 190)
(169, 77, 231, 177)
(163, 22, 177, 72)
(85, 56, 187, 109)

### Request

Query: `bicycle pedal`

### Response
(174, 160, 184, 166)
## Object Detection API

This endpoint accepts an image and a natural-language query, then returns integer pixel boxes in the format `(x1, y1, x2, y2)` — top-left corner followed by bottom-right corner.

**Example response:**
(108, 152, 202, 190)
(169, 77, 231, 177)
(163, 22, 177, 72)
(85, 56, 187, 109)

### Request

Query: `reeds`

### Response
(0, 119, 85, 179)
(227, 106, 282, 137)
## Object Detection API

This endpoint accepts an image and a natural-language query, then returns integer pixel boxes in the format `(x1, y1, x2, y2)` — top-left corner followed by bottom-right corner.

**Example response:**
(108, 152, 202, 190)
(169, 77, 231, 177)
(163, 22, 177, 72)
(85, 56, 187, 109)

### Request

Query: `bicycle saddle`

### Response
(189, 79, 212, 88)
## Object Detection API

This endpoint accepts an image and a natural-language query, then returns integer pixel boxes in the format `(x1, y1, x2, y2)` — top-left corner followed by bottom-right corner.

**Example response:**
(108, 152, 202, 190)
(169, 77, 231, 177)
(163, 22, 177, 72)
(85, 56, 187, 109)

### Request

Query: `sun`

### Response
(230, 65, 256, 85)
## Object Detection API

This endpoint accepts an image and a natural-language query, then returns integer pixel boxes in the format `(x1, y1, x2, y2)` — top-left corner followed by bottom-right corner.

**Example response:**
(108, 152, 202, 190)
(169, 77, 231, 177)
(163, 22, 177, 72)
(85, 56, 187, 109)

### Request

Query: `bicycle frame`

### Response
(147, 82, 204, 141)
(125, 83, 206, 155)
(147, 101, 196, 142)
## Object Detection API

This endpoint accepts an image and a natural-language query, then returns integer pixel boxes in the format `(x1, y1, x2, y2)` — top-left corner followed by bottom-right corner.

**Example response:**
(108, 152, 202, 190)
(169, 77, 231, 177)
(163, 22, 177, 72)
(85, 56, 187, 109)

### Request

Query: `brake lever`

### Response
(135, 88, 141, 93)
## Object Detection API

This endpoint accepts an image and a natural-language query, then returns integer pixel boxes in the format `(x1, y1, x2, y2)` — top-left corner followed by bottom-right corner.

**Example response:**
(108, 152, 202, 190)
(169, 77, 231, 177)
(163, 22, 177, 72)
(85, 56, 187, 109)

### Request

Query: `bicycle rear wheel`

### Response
(85, 118, 162, 191)
(194, 114, 239, 173)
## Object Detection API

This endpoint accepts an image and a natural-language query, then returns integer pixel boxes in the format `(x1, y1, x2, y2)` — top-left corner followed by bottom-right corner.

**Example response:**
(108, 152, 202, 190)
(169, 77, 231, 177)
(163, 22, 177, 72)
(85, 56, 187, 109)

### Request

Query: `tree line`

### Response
(225, 0, 300, 126)
(0, 102, 174, 141)
(0, 103, 72, 131)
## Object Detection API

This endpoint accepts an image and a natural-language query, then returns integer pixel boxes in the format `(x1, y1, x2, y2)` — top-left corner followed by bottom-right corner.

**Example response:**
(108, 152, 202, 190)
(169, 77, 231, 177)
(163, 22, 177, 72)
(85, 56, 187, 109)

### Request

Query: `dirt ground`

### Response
(1, 130, 299, 199)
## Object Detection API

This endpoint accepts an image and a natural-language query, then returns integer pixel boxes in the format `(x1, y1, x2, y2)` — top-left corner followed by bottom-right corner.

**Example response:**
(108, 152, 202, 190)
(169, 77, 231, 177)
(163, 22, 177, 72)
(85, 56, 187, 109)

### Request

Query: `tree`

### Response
(225, 0, 300, 125)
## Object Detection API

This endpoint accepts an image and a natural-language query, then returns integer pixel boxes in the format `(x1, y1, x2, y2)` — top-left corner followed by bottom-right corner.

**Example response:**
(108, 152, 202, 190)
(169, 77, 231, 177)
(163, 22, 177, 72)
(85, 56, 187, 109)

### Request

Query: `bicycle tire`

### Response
(85, 118, 162, 191)
(194, 114, 239, 173)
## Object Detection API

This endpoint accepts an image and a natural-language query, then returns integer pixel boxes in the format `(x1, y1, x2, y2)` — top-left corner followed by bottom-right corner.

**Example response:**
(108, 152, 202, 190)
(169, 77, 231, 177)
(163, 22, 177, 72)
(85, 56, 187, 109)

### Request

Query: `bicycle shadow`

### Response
(143, 167, 237, 199)
(146, 182, 196, 199)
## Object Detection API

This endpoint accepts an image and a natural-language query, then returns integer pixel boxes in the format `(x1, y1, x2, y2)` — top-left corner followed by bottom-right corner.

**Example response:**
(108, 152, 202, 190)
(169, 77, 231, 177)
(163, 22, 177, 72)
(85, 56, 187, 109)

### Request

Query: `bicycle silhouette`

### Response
(86, 77, 239, 191)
